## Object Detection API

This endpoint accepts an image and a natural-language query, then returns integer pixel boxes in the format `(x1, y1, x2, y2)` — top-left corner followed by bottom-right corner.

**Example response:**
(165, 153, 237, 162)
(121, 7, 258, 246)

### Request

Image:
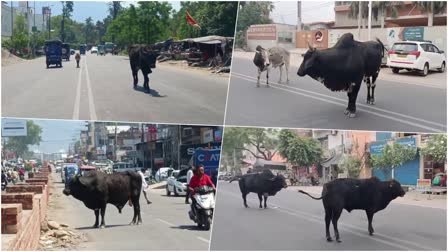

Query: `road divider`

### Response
(84, 57, 97, 121)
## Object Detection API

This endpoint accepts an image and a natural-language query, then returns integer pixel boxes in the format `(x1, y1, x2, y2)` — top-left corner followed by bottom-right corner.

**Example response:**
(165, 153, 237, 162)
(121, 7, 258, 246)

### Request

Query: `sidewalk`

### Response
(287, 186, 447, 210)
(233, 50, 447, 88)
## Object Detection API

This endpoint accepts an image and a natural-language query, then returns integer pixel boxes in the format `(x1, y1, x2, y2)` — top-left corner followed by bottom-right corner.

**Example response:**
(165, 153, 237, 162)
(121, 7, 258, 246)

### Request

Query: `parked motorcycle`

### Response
(188, 185, 215, 230)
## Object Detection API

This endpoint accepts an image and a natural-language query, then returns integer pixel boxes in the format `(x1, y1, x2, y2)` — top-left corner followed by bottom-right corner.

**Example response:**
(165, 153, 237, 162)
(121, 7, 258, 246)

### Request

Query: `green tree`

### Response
(338, 155, 362, 178)
(370, 142, 417, 179)
(235, 1, 274, 47)
(420, 134, 446, 163)
(278, 130, 323, 167)
(222, 127, 279, 161)
(414, 1, 447, 26)
(5, 14, 30, 53)
(5, 121, 43, 158)
(60, 1, 74, 42)
(84, 17, 95, 44)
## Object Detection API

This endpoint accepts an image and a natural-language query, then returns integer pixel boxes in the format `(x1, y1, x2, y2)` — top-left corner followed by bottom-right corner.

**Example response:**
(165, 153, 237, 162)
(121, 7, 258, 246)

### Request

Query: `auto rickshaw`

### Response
(79, 44, 86, 55)
(98, 45, 105, 56)
(44, 39, 63, 68)
(63, 164, 79, 187)
(62, 43, 70, 61)
(79, 165, 96, 176)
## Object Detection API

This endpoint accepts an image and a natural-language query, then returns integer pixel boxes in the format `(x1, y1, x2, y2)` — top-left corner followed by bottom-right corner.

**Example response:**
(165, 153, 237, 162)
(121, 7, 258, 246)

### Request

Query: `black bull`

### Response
(128, 45, 160, 93)
(297, 33, 384, 117)
(63, 171, 143, 228)
(299, 177, 405, 242)
(230, 170, 288, 208)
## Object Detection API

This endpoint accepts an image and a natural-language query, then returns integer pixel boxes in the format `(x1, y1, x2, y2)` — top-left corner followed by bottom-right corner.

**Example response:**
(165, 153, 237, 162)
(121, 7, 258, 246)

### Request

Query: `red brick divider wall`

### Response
(1, 172, 51, 250)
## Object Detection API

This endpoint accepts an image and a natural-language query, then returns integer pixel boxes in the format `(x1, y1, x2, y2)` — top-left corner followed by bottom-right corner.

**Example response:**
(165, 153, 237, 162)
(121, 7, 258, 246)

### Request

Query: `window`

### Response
(392, 43, 417, 52)
(430, 45, 440, 53)
(278, 31, 293, 43)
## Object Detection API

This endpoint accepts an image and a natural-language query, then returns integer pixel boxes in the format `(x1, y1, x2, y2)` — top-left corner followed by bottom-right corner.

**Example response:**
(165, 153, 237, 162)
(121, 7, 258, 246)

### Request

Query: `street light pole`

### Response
(368, 0, 372, 41)
(11, 1, 13, 46)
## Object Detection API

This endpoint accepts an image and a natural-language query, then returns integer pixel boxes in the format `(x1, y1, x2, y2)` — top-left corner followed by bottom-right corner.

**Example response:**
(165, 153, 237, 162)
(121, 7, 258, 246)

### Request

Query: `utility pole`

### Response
(48, 8, 51, 39)
(358, 1, 362, 39)
(297, 1, 302, 31)
(367, 0, 372, 41)
(10, 1, 13, 47)
(114, 123, 118, 161)
(177, 126, 181, 169)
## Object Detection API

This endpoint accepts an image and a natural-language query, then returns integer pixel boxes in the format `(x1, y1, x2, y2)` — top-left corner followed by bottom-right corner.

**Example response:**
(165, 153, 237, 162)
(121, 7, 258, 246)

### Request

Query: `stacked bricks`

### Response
(6, 185, 44, 194)
(1, 193, 35, 210)
(25, 177, 48, 185)
(1, 204, 23, 234)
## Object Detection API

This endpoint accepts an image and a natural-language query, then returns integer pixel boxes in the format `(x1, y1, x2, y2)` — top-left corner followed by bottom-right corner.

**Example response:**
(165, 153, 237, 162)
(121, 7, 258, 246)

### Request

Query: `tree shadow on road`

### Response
(75, 224, 130, 230)
(171, 225, 208, 231)
(133, 86, 166, 98)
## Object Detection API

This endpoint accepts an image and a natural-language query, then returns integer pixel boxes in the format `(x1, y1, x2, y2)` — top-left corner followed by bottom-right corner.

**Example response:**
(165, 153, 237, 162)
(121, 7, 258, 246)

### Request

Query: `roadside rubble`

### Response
(38, 220, 87, 251)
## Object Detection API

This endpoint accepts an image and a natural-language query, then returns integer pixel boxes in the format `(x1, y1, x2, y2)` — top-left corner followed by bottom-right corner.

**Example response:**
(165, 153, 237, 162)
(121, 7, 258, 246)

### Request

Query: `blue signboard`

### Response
(403, 27, 424, 41)
(193, 149, 221, 176)
(370, 137, 416, 155)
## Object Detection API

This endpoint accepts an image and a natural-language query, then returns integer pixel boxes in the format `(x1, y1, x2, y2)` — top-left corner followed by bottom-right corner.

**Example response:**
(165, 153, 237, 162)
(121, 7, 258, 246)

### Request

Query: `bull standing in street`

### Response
(297, 33, 384, 117)
(230, 170, 288, 208)
(75, 52, 81, 68)
(63, 171, 143, 228)
(253, 46, 290, 87)
(299, 177, 405, 242)
(128, 45, 160, 93)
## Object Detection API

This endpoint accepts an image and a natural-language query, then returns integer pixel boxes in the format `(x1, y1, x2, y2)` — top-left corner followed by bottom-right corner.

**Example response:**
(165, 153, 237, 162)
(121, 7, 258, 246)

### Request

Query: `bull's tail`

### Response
(298, 190, 323, 200)
(376, 38, 386, 57)
(228, 176, 241, 183)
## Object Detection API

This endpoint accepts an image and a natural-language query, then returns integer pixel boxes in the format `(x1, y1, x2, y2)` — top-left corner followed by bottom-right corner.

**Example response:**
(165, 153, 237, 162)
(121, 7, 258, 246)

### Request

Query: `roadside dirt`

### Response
(2, 49, 25, 66)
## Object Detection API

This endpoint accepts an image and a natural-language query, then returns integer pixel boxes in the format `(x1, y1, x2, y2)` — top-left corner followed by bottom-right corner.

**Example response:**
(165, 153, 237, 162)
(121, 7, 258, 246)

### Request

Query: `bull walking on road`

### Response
(253, 46, 290, 87)
(128, 44, 160, 93)
(299, 177, 405, 243)
(230, 170, 288, 208)
(63, 171, 143, 228)
(297, 33, 384, 117)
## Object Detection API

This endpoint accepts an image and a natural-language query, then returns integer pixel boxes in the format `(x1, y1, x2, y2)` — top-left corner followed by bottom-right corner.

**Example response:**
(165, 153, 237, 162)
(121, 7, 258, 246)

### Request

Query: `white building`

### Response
(246, 23, 297, 51)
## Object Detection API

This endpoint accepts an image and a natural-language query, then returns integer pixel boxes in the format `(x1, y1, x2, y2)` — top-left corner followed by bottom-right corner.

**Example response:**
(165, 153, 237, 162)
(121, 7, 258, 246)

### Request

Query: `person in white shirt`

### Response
(185, 165, 196, 204)
(138, 168, 152, 204)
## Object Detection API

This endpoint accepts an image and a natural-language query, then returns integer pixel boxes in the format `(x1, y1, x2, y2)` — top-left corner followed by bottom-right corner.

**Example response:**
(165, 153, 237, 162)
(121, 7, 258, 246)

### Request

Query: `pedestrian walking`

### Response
(138, 168, 152, 204)
(185, 165, 196, 204)
(75, 52, 81, 68)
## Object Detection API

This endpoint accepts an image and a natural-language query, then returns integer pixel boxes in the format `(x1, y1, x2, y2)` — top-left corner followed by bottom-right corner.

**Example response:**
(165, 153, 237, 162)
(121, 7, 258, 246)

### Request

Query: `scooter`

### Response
(188, 186, 215, 230)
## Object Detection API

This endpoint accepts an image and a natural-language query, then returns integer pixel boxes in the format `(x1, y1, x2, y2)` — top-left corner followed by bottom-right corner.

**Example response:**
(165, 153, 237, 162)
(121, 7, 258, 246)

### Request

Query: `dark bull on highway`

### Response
(299, 176, 405, 242)
(63, 170, 143, 228)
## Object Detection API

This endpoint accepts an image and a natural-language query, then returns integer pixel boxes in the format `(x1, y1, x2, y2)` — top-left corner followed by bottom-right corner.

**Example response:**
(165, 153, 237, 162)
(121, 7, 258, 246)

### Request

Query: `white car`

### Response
(155, 167, 175, 182)
(387, 41, 446, 76)
(166, 169, 188, 196)
(91, 46, 98, 54)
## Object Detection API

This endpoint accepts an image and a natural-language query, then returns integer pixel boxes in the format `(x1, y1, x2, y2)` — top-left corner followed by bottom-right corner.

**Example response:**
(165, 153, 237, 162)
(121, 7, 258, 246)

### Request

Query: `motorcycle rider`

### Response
(1, 169, 8, 191)
(18, 167, 25, 181)
(188, 164, 216, 216)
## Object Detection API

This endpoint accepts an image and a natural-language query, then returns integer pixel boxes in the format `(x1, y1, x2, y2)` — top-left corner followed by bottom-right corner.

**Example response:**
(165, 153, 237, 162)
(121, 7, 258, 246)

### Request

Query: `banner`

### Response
(193, 149, 221, 176)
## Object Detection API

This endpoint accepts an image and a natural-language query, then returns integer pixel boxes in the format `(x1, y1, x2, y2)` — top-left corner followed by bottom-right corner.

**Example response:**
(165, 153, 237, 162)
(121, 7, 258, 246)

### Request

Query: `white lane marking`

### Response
(197, 236, 210, 243)
(84, 57, 97, 120)
(220, 188, 437, 251)
(156, 218, 175, 226)
(233, 72, 446, 129)
(232, 73, 445, 132)
(72, 63, 83, 120)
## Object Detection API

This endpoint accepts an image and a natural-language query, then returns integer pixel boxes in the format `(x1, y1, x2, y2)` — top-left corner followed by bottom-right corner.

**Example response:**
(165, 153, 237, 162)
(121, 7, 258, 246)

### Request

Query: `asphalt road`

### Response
(2, 54, 228, 125)
(210, 182, 447, 251)
(225, 56, 447, 133)
(48, 172, 210, 250)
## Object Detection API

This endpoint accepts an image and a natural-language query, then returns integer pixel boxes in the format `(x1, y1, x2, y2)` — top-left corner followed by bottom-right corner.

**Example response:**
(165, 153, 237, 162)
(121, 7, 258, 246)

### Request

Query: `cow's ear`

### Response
(79, 174, 97, 187)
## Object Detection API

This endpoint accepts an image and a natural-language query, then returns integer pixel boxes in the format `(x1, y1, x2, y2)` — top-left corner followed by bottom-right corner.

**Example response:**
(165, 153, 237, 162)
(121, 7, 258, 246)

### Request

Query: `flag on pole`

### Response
(186, 11, 201, 29)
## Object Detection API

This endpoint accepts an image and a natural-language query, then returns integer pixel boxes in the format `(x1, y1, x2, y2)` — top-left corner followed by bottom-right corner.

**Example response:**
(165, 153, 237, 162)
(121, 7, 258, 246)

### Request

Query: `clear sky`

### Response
(16, 119, 88, 154)
(271, 1, 335, 25)
(11, 1, 182, 23)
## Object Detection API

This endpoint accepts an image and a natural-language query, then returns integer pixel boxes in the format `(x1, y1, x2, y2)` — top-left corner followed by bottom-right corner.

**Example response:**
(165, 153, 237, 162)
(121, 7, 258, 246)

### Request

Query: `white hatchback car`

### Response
(91, 46, 98, 54)
(387, 41, 446, 76)
(166, 169, 188, 196)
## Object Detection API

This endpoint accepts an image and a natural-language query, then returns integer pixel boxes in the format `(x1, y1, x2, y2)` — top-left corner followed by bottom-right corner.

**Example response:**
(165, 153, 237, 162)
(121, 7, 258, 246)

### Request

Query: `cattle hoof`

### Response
(344, 109, 350, 115)
(348, 113, 357, 118)
(93, 224, 99, 228)
(370, 101, 375, 105)
(326, 237, 333, 242)
(336, 239, 341, 243)
(100, 225, 105, 229)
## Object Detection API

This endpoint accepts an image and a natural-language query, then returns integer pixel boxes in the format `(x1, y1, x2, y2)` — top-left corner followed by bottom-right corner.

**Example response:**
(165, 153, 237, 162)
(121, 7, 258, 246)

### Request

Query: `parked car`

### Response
(91, 46, 98, 54)
(166, 168, 188, 196)
(387, 41, 446, 76)
(112, 162, 141, 173)
(155, 167, 176, 182)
